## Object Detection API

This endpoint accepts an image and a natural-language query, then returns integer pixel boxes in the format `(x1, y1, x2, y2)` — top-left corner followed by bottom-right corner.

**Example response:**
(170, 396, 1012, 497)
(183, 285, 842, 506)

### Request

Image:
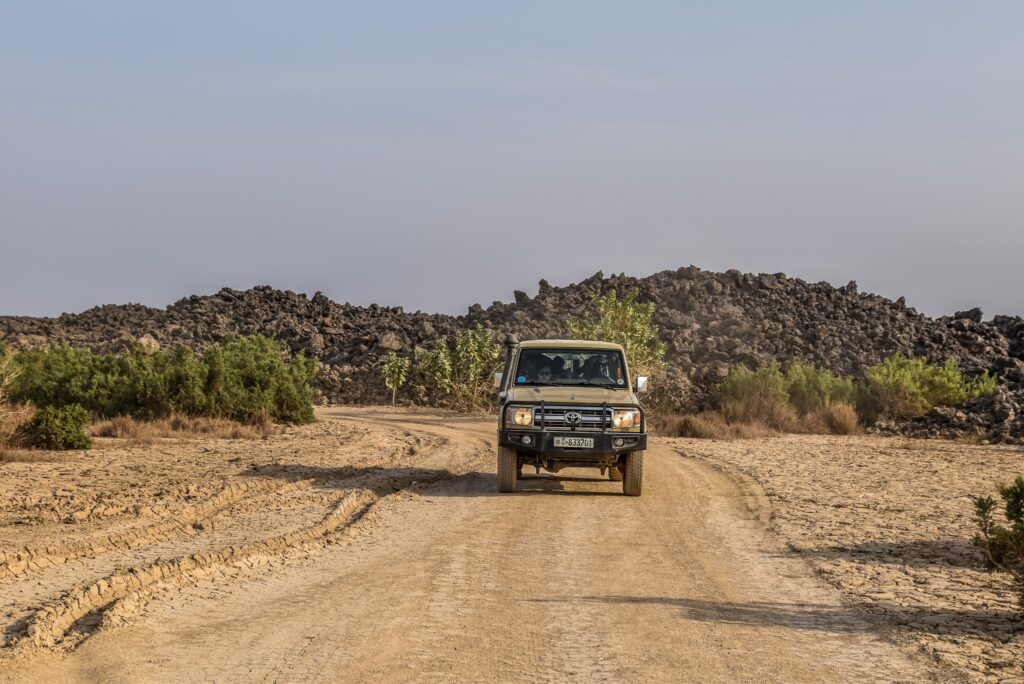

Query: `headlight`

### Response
(505, 406, 534, 426)
(612, 409, 641, 429)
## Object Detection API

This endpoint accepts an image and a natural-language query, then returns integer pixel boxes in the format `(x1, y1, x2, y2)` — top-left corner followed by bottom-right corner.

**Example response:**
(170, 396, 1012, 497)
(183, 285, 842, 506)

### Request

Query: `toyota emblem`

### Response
(564, 411, 583, 427)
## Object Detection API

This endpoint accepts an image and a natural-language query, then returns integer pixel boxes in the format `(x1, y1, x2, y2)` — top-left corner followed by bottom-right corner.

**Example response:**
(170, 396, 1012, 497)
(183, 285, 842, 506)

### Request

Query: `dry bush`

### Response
(650, 411, 776, 440)
(816, 401, 862, 435)
(0, 403, 35, 447)
(92, 415, 156, 440)
(90, 414, 270, 443)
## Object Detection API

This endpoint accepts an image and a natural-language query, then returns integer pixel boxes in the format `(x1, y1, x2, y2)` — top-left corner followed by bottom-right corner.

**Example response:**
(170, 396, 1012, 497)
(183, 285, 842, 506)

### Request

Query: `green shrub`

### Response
(15, 404, 92, 450)
(858, 353, 996, 421)
(202, 336, 318, 424)
(973, 477, 1024, 610)
(415, 324, 501, 412)
(784, 361, 855, 414)
(10, 335, 318, 425)
(718, 362, 797, 431)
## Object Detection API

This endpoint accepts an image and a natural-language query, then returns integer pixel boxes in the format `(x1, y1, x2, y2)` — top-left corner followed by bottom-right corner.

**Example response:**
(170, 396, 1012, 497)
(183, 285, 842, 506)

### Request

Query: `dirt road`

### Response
(1, 408, 944, 682)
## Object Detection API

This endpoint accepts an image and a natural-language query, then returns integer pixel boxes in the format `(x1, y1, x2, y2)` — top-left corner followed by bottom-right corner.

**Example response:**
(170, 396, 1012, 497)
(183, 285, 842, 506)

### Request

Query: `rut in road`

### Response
(0, 409, 945, 683)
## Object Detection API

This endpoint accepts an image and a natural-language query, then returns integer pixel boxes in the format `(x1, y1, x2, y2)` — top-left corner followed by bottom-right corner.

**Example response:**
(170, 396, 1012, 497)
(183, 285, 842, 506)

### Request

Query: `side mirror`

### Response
(494, 372, 503, 389)
(635, 376, 648, 393)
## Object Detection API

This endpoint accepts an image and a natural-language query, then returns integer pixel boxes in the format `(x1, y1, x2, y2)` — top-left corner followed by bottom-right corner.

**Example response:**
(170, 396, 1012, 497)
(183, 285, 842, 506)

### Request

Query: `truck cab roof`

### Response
(516, 339, 625, 352)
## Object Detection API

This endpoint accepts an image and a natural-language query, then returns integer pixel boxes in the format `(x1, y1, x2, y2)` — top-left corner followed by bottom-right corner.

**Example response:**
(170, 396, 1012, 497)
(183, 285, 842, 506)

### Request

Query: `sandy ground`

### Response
(674, 434, 1024, 682)
(0, 407, 1015, 681)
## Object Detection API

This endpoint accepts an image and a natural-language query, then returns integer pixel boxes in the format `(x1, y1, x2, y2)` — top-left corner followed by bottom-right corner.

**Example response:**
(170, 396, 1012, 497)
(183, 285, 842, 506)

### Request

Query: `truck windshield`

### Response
(514, 349, 629, 388)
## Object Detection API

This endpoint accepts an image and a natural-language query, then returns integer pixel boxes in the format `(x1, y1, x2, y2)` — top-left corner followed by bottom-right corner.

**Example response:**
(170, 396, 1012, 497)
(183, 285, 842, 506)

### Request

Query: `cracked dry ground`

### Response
(0, 408, 1013, 682)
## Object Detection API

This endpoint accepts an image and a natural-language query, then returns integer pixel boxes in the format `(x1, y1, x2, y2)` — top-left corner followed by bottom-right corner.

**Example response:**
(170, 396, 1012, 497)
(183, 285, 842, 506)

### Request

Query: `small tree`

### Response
(415, 324, 501, 412)
(382, 352, 410, 405)
(973, 477, 1024, 610)
(566, 289, 666, 379)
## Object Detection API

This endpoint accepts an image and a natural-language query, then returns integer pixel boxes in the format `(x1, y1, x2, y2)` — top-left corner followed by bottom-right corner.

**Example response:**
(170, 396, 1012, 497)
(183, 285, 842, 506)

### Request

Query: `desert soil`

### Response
(0, 407, 1019, 682)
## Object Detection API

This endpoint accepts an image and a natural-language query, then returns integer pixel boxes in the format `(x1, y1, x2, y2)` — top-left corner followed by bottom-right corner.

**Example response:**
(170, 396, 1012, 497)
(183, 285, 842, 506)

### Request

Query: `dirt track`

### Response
(1, 408, 949, 682)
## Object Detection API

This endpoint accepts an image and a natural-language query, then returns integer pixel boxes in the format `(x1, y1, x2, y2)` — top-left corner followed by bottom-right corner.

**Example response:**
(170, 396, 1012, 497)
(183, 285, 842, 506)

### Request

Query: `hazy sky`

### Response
(2, 2, 1022, 319)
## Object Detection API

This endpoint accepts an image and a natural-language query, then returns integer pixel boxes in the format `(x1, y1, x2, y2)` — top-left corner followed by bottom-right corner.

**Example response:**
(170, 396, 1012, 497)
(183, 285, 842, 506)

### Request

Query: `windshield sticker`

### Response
(517, 376, 527, 383)
(617, 378, 624, 385)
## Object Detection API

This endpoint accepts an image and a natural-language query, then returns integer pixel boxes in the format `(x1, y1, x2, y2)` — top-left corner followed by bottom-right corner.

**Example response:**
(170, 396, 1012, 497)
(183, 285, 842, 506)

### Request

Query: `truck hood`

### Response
(504, 386, 639, 406)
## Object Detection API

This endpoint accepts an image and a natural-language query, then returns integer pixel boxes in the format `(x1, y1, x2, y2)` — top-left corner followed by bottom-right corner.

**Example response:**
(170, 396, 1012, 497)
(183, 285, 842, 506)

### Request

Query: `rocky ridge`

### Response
(2, 267, 1022, 441)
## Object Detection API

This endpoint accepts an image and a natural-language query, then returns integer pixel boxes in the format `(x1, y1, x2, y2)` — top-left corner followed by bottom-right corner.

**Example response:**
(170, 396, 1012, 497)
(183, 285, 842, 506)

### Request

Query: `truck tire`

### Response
(608, 465, 623, 481)
(622, 450, 644, 496)
(497, 446, 518, 493)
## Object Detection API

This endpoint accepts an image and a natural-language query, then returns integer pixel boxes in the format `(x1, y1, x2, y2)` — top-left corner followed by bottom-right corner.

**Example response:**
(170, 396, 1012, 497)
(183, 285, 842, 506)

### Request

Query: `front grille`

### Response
(532, 405, 612, 431)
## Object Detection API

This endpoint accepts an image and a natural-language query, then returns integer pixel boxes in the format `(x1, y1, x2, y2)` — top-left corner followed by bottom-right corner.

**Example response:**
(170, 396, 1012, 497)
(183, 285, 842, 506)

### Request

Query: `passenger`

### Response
(582, 354, 613, 381)
(535, 362, 554, 383)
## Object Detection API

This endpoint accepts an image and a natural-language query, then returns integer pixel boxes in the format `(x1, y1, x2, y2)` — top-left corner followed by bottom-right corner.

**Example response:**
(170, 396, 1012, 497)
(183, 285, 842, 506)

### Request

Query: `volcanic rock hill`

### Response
(2, 266, 1023, 440)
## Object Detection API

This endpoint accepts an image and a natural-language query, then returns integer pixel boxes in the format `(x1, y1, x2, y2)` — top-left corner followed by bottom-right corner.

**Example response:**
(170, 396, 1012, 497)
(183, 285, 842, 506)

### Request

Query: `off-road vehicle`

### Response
(495, 336, 649, 496)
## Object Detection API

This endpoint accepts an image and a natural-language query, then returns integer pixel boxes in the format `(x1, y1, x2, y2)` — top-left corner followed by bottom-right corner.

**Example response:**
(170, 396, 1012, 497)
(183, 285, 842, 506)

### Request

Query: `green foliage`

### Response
(718, 361, 796, 430)
(566, 289, 667, 379)
(973, 477, 1024, 610)
(415, 324, 501, 412)
(784, 361, 854, 414)
(859, 353, 997, 421)
(15, 404, 92, 450)
(382, 352, 411, 405)
(10, 335, 318, 425)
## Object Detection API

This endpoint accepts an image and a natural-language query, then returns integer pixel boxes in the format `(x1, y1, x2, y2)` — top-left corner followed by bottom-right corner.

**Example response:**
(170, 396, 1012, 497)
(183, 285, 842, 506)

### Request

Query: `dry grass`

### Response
(651, 400, 863, 440)
(650, 411, 778, 440)
(720, 396, 799, 432)
(888, 438, 931, 451)
(91, 414, 273, 443)
(0, 447, 71, 463)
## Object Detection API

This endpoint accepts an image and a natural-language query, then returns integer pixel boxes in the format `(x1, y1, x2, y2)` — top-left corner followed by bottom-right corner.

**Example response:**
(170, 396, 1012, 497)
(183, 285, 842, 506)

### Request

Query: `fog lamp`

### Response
(521, 434, 534, 446)
(613, 437, 625, 448)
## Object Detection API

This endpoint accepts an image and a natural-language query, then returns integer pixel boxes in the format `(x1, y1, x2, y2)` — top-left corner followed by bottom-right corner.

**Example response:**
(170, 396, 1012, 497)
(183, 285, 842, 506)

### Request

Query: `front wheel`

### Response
(622, 451, 644, 497)
(497, 446, 518, 493)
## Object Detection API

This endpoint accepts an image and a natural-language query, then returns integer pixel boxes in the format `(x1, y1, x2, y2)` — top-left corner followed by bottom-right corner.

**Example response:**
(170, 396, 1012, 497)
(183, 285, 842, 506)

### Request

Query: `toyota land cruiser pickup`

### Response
(494, 336, 649, 496)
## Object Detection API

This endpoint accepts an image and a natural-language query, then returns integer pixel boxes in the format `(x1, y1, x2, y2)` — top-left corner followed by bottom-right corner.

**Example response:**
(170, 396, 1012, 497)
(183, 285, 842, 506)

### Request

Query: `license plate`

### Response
(553, 436, 594, 448)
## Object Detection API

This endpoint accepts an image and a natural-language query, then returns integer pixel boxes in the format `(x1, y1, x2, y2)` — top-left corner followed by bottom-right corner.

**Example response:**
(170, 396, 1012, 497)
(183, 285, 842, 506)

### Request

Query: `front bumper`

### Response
(498, 429, 647, 456)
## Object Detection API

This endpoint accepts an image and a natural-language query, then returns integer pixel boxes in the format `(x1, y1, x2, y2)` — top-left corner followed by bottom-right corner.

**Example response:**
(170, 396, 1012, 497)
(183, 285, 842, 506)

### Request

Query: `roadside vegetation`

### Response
(654, 355, 996, 440)
(398, 289, 996, 439)
(973, 477, 1024, 611)
(414, 324, 501, 413)
(0, 335, 317, 451)
(382, 351, 410, 405)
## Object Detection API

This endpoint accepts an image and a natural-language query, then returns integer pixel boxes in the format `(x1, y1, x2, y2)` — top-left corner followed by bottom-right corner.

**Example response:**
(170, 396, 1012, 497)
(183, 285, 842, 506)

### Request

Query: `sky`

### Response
(2, 2, 1022, 319)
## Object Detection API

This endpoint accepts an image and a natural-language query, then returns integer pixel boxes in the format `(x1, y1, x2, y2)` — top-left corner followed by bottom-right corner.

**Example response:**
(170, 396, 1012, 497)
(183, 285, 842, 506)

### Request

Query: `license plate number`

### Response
(553, 436, 594, 448)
